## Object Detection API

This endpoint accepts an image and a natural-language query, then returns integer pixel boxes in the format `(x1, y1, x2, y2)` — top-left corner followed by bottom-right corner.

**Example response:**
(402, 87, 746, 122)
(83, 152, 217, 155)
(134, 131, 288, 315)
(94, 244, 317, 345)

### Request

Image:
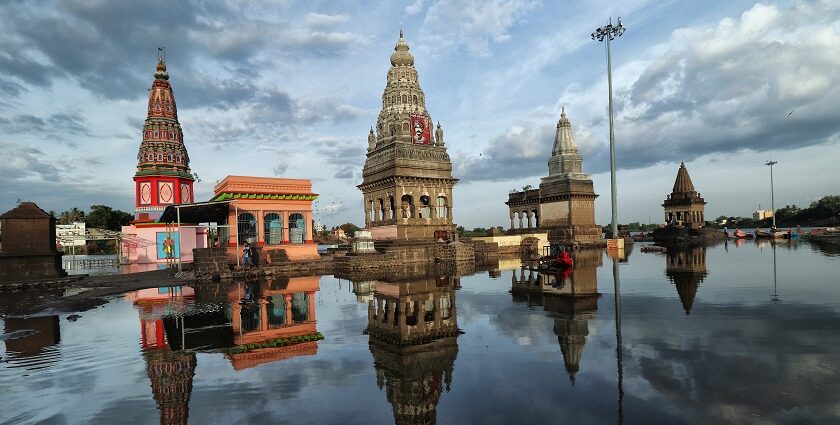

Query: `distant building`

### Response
(663, 162, 706, 228)
(332, 228, 347, 241)
(56, 222, 86, 247)
(753, 210, 774, 220)
(313, 222, 326, 233)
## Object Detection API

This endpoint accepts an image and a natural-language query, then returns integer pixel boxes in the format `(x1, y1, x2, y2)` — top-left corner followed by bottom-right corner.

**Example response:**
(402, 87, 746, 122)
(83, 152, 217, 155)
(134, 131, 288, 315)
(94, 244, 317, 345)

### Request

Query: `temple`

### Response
(365, 272, 460, 424)
(122, 53, 206, 264)
(663, 162, 706, 227)
(665, 244, 709, 315)
(359, 31, 457, 241)
(510, 249, 602, 383)
(505, 109, 600, 244)
(653, 162, 724, 243)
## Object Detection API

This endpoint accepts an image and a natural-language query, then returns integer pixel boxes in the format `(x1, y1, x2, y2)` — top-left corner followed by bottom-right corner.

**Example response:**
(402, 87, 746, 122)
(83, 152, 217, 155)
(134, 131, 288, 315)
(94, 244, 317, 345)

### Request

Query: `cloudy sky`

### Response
(1, 0, 839, 228)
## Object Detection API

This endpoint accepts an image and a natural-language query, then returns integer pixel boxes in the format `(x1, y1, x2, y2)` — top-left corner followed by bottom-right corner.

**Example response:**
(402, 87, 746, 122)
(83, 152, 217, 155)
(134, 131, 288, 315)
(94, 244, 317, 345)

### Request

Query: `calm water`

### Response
(2, 239, 840, 424)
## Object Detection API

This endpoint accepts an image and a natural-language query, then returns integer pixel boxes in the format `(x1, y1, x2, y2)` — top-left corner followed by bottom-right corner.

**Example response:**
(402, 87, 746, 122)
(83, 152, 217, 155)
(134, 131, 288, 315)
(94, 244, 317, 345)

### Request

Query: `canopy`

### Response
(158, 201, 231, 224)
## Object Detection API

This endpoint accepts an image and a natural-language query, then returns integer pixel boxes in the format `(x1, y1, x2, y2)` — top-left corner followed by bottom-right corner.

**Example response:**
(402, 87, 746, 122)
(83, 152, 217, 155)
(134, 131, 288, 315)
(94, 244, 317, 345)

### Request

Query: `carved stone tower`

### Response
(663, 162, 706, 228)
(537, 109, 600, 243)
(133, 51, 194, 222)
(359, 31, 457, 241)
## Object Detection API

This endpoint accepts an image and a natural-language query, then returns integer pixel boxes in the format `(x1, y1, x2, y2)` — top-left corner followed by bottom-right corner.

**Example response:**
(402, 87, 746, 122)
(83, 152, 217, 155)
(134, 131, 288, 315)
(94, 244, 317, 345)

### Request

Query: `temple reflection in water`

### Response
(664, 244, 709, 315)
(510, 249, 602, 383)
(126, 276, 322, 424)
(360, 268, 460, 425)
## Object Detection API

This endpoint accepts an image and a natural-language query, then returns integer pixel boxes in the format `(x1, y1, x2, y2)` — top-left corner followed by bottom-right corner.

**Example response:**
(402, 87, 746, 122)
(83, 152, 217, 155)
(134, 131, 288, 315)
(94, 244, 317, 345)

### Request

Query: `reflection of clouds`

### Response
(618, 295, 840, 424)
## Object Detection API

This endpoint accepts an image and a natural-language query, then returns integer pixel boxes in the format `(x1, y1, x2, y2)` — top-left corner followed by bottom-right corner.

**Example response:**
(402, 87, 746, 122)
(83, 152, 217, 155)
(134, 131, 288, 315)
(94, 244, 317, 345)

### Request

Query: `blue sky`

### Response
(1, 0, 839, 228)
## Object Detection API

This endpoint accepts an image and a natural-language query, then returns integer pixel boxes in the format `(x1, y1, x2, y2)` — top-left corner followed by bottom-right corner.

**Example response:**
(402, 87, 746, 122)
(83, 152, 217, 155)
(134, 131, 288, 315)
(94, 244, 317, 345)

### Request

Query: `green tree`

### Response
(338, 222, 360, 237)
(58, 207, 86, 224)
(84, 205, 133, 231)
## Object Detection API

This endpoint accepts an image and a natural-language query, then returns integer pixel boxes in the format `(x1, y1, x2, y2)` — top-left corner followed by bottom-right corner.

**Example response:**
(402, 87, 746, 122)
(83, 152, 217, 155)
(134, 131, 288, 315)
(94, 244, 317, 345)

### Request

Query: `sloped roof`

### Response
(0, 202, 53, 219)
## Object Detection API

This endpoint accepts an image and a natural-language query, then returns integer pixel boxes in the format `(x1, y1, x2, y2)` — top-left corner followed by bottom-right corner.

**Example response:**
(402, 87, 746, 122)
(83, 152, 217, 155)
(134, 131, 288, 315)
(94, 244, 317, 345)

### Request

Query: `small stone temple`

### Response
(506, 109, 600, 243)
(663, 162, 706, 228)
(665, 245, 708, 315)
(0, 202, 67, 281)
(359, 31, 457, 241)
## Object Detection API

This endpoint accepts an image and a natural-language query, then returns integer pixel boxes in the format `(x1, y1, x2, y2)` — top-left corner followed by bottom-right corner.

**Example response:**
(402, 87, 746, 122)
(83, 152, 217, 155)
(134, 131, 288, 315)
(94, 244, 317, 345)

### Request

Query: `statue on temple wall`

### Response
(435, 122, 444, 147)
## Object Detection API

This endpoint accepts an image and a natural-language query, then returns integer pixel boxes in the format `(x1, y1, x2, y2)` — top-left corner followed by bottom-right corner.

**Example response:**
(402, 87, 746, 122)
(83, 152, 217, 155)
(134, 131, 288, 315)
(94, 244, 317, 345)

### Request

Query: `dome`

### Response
(390, 30, 414, 67)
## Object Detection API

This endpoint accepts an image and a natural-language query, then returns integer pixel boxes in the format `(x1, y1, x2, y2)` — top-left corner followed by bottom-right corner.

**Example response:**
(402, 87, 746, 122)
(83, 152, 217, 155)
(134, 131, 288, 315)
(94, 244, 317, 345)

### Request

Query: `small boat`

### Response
(732, 229, 754, 239)
(755, 228, 786, 239)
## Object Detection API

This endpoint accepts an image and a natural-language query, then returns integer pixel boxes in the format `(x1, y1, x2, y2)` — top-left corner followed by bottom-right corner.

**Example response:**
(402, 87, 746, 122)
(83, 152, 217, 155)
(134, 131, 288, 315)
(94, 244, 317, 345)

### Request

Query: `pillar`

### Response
(281, 211, 289, 244)
(518, 212, 523, 229)
(284, 294, 293, 325)
(364, 200, 371, 227)
(307, 290, 316, 322)
(258, 297, 269, 331)
(509, 210, 514, 229)
(256, 209, 265, 245)
(526, 210, 533, 228)
(304, 210, 313, 242)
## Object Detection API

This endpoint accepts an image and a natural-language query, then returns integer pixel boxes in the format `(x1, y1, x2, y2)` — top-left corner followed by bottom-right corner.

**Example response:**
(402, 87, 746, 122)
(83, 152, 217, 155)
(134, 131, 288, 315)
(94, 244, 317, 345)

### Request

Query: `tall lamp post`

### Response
(592, 18, 626, 239)
(765, 160, 778, 229)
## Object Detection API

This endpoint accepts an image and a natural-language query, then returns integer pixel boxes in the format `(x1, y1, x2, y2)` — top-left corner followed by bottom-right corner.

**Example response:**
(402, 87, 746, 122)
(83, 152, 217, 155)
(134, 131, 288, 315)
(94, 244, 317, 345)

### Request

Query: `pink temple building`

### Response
(212, 176, 320, 263)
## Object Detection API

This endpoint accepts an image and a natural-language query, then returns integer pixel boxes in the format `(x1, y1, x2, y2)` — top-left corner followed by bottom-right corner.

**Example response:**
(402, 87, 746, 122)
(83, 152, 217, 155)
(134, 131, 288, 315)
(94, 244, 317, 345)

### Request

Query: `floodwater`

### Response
(2, 239, 840, 424)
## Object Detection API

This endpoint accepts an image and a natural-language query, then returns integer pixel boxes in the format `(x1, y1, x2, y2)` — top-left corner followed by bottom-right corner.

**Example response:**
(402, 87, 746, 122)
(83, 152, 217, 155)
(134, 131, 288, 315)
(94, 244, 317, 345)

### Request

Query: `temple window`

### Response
(154, 131, 159, 138)
(436, 196, 448, 219)
(167, 153, 174, 162)
(413, 95, 418, 104)
(156, 153, 163, 161)
(291, 292, 309, 323)
(440, 296, 451, 319)
(237, 212, 257, 244)
(266, 296, 285, 325)
(288, 212, 306, 244)
(419, 195, 431, 218)
(263, 212, 283, 245)
(401, 195, 414, 218)
(402, 94, 407, 103)
(402, 122, 409, 132)
(423, 299, 434, 322)
(406, 301, 418, 326)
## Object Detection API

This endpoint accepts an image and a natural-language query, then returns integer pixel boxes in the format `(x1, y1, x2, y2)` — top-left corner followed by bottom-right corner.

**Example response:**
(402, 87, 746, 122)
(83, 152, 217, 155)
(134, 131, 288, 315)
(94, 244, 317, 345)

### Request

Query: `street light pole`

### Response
(765, 160, 778, 228)
(592, 17, 626, 239)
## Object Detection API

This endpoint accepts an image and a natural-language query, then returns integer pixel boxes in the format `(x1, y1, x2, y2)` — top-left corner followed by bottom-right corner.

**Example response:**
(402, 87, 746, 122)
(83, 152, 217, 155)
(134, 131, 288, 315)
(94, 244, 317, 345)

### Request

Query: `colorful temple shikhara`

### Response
(122, 53, 207, 264)
(122, 52, 319, 265)
(506, 109, 600, 243)
(359, 31, 457, 241)
(663, 161, 706, 228)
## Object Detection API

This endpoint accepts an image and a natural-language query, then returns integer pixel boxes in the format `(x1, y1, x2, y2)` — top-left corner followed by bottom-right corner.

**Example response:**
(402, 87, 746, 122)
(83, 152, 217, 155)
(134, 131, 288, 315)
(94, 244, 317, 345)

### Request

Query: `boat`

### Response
(755, 228, 786, 239)
(732, 229, 754, 239)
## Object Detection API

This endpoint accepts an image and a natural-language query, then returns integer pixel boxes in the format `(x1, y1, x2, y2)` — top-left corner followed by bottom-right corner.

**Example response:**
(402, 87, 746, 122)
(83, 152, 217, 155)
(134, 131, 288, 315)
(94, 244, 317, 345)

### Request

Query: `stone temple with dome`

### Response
(505, 109, 601, 244)
(358, 30, 457, 242)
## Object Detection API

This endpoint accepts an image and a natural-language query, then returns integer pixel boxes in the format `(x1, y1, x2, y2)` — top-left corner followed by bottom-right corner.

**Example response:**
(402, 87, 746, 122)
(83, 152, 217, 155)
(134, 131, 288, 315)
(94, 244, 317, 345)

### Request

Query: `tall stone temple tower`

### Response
(663, 162, 706, 228)
(133, 51, 194, 223)
(506, 109, 599, 243)
(359, 31, 457, 241)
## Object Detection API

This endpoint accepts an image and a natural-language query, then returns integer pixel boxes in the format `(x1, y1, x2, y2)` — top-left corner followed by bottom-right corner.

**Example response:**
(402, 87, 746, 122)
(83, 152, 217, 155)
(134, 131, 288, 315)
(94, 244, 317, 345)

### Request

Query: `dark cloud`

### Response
(454, 123, 558, 182)
(0, 1, 365, 109)
(0, 112, 92, 146)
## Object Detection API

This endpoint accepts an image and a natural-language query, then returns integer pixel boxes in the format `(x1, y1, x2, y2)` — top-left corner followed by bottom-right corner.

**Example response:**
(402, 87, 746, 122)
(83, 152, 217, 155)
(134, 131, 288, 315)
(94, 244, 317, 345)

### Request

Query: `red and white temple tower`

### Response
(134, 51, 194, 222)
(122, 52, 205, 265)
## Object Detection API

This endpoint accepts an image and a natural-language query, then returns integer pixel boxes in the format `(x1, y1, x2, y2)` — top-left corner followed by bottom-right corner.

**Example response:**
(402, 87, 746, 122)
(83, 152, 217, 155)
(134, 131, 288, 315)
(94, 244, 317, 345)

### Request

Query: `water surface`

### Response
(2, 239, 839, 424)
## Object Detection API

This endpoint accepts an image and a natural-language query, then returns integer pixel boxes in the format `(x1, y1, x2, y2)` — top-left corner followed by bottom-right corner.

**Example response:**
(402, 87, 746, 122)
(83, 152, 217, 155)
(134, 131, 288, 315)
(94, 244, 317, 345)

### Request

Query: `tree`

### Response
(338, 222, 360, 237)
(58, 207, 86, 224)
(84, 205, 133, 231)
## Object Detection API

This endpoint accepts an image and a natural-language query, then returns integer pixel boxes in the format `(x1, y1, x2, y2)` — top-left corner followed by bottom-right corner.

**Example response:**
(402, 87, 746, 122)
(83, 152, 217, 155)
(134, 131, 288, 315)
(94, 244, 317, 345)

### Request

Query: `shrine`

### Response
(505, 109, 600, 244)
(122, 52, 206, 264)
(359, 31, 457, 241)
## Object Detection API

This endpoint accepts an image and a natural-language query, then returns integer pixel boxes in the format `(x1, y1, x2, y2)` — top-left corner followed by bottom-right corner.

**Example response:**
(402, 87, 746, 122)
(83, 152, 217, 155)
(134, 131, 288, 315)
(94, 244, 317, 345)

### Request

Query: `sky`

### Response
(1, 0, 839, 229)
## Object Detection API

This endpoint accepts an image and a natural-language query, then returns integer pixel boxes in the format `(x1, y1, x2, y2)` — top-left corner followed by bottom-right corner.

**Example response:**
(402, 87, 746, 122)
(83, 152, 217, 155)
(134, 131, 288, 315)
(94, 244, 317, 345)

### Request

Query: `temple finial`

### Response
(400, 28, 404, 38)
(157, 46, 165, 64)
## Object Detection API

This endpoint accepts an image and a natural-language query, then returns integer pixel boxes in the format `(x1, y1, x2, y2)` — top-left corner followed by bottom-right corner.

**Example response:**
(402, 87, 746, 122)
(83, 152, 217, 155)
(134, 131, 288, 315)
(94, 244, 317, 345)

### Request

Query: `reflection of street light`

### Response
(765, 160, 778, 229)
(771, 243, 781, 304)
(592, 18, 626, 239)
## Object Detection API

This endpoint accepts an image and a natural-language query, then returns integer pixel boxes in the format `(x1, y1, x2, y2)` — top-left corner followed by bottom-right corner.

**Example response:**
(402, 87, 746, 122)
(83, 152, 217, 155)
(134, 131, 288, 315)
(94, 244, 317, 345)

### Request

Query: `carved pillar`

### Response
(364, 200, 371, 227)
(518, 212, 523, 229)
(368, 300, 375, 322)
(526, 210, 533, 228)
(509, 209, 515, 229)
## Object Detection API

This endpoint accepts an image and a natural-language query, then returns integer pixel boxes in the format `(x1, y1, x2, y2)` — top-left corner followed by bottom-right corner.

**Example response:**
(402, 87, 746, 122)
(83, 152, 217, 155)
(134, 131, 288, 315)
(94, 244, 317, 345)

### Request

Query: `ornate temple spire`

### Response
(373, 30, 433, 146)
(135, 54, 193, 180)
(547, 108, 586, 178)
(672, 161, 696, 194)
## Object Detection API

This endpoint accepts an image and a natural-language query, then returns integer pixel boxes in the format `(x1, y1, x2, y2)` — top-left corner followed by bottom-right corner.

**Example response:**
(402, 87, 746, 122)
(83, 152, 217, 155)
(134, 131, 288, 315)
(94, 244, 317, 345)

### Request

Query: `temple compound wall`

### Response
(505, 110, 600, 244)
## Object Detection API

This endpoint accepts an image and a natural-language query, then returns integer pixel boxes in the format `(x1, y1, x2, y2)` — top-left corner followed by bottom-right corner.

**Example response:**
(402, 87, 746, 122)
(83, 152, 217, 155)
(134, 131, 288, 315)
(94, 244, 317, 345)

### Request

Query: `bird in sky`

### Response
(787, 110, 794, 116)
